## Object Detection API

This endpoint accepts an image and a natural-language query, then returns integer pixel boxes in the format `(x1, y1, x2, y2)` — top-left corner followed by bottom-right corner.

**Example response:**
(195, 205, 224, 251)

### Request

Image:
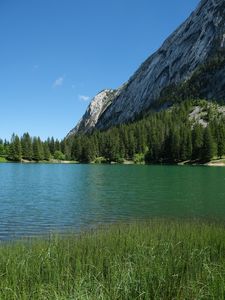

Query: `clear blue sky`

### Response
(0, 0, 199, 141)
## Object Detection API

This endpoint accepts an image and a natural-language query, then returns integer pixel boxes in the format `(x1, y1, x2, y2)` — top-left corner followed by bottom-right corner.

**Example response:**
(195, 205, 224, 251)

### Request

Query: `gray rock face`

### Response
(69, 0, 225, 134)
(189, 101, 225, 127)
(67, 89, 120, 136)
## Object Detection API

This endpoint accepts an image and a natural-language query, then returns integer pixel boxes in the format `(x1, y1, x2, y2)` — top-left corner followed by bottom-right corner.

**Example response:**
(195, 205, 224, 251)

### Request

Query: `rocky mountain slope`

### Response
(68, 0, 225, 136)
(67, 90, 117, 136)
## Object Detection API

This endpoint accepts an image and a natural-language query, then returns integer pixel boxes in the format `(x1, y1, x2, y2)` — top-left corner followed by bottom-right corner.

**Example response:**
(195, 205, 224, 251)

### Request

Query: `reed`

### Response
(0, 220, 225, 299)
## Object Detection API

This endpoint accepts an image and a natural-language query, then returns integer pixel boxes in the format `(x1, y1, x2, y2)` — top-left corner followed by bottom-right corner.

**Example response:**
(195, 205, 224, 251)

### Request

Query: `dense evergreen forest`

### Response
(0, 134, 66, 162)
(1, 100, 225, 164)
(66, 100, 225, 164)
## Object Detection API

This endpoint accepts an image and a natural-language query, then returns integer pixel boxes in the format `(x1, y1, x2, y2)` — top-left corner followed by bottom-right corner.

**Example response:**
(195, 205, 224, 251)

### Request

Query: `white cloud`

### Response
(53, 76, 64, 88)
(79, 95, 90, 102)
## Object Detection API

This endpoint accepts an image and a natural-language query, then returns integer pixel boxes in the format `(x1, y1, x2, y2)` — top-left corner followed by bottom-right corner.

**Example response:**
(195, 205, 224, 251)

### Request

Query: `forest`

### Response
(1, 100, 225, 164)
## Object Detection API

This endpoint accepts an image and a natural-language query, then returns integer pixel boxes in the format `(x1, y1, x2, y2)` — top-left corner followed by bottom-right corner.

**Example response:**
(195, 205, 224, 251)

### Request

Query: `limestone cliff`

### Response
(69, 0, 225, 135)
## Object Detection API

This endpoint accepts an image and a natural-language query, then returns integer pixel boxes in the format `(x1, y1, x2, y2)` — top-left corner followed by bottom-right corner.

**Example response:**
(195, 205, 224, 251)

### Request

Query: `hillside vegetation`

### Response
(66, 99, 225, 164)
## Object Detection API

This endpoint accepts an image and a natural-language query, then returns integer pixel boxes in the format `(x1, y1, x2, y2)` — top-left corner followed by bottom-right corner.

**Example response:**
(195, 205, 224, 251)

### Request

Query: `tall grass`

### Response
(1, 220, 225, 299)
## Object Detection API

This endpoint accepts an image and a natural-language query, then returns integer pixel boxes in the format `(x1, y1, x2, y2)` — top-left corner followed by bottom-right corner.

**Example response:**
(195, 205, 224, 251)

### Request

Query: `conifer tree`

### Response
(81, 138, 95, 162)
(0, 139, 4, 156)
(8, 134, 22, 161)
(170, 128, 181, 162)
(55, 139, 61, 152)
(43, 142, 51, 160)
(71, 137, 82, 160)
(21, 133, 33, 160)
(48, 137, 55, 155)
(201, 127, 217, 162)
(192, 124, 204, 160)
(32, 137, 44, 161)
(216, 124, 225, 159)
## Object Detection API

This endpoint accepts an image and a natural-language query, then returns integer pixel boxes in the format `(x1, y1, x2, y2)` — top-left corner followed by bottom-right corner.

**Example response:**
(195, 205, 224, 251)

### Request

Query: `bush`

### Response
(94, 156, 108, 164)
(133, 153, 145, 164)
(54, 150, 65, 160)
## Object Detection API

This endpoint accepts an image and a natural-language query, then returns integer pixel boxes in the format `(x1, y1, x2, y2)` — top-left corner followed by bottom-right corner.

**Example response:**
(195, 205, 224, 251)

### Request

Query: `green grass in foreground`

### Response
(1, 220, 225, 299)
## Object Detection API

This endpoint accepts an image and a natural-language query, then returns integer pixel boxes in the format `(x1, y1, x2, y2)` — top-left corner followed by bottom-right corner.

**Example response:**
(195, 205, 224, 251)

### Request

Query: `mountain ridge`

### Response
(68, 0, 225, 136)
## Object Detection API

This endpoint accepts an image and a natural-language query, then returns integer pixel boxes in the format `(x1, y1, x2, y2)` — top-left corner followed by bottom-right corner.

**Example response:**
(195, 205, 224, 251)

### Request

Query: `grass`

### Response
(0, 156, 8, 163)
(1, 220, 225, 299)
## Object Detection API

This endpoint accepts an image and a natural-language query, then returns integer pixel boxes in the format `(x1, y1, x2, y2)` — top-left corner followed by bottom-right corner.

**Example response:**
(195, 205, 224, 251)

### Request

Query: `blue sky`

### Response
(0, 0, 199, 140)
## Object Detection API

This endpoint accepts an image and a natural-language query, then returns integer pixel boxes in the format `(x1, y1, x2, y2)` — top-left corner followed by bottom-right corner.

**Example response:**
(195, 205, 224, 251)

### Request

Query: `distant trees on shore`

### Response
(0, 134, 65, 162)
(1, 100, 225, 164)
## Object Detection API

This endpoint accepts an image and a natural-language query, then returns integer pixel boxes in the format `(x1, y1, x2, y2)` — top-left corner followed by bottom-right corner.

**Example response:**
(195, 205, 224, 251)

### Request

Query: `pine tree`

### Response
(60, 140, 66, 155)
(180, 127, 192, 161)
(48, 137, 55, 155)
(81, 138, 95, 162)
(55, 139, 61, 152)
(32, 137, 44, 161)
(103, 132, 120, 162)
(0, 139, 5, 156)
(201, 127, 217, 162)
(38, 138, 44, 161)
(192, 124, 204, 160)
(71, 137, 82, 160)
(127, 131, 136, 159)
(8, 134, 22, 161)
(43, 142, 51, 160)
(64, 143, 72, 160)
(21, 133, 33, 160)
(170, 128, 181, 162)
(216, 124, 225, 159)
(3, 140, 9, 157)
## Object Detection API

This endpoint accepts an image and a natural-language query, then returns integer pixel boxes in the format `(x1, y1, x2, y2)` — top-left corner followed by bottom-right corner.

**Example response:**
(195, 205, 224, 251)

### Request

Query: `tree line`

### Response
(1, 100, 225, 164)
(0, 134, 66, 162)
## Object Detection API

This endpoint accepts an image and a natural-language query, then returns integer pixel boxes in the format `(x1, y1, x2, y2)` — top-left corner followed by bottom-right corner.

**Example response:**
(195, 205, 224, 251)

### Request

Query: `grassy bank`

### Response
(1, 220, 225, 299)
(0, 156, 8, 163)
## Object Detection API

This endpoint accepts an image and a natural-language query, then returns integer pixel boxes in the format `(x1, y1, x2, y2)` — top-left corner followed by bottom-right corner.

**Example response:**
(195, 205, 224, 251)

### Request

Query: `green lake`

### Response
(0, 163, 225, 240)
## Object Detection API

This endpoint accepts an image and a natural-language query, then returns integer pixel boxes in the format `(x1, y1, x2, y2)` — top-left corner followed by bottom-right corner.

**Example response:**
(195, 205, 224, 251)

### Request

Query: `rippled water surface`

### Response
(0, 163, 225, 240)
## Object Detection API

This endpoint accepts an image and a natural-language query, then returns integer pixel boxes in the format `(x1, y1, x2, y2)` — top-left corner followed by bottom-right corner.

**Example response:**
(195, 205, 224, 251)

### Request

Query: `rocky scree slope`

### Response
(68, 0, 225, 136)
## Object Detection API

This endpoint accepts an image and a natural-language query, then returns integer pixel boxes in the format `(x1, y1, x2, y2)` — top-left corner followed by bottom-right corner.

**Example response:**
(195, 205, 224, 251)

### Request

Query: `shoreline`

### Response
(1, 158, 225, 166)
(0, 159, 78, 164)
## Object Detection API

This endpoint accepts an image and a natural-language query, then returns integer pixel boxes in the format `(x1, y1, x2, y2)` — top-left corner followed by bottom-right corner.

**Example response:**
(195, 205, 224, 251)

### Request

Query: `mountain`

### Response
(68, 0, 225, 136)
(67, 90, 117, 136)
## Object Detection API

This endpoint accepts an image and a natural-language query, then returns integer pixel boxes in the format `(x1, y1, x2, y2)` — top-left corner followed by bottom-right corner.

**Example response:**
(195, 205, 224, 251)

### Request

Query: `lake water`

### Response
(0, 163, 225, 240)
